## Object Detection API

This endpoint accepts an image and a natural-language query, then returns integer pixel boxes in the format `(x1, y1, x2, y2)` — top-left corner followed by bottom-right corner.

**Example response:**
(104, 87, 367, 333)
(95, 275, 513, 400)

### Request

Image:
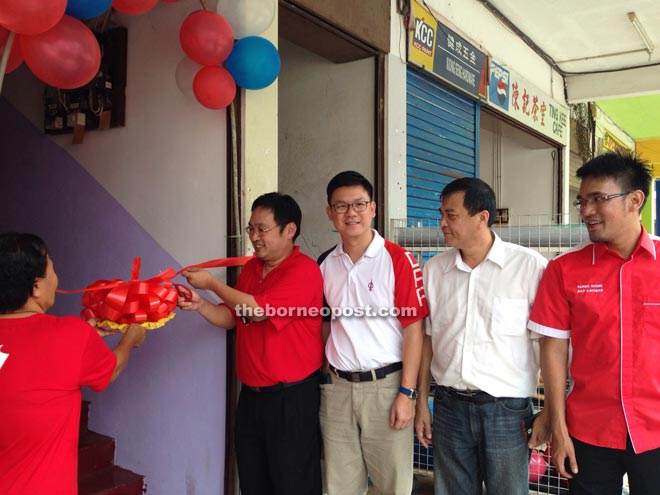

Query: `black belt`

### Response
(330, 362, 402, 383)
(438, 386, 497, 404)
(245, 370, 320, 393)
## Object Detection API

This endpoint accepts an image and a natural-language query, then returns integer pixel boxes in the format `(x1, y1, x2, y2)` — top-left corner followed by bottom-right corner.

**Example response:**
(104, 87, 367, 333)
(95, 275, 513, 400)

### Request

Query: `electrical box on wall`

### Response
(44, 27, 127, 140)
(496, 208, 509, 224)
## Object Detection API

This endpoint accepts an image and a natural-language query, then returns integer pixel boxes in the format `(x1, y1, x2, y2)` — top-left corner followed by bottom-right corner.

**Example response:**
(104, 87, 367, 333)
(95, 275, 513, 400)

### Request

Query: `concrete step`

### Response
(79, 431, 115, 475)
(78, 465, 144, 495)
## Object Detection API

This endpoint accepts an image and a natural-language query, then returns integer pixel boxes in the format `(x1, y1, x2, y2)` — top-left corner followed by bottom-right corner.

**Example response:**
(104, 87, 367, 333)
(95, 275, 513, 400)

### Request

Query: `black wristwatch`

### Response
(399, 386, 419, 400)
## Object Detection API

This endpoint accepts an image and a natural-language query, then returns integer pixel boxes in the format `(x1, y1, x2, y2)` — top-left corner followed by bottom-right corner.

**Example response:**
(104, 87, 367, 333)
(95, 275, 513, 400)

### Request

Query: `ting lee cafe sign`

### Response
(487, 61, 569, 146)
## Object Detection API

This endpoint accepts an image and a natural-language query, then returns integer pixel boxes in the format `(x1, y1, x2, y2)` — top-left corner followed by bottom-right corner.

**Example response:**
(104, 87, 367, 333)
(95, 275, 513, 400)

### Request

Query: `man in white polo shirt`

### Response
(415, 178, 548, 495)
(318, 170, 428, 495)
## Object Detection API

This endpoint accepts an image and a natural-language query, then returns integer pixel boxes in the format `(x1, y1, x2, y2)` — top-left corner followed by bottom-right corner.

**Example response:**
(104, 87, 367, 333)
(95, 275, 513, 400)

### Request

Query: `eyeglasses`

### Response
(244, 224, 281, 236)
(330, 201, 371, 214)
(572, 191, 633, 211)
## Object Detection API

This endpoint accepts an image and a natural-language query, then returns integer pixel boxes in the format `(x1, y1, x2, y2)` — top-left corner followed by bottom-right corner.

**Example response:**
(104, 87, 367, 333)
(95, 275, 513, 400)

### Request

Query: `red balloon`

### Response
(528, 449, 548, 483)
(0, 0, 66, 35)
(193, 66, 236, 110)
(20, 15, 101, 89)
(161, 0, 179, 2)
(0, 27, 23, 73)
(112, 0, 158, 15)
(180, 10, 233, 66)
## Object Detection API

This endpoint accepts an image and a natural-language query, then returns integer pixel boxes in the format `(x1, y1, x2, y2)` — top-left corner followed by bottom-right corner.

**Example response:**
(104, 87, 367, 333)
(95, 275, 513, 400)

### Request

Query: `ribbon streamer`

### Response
(57, 255, 253, 329)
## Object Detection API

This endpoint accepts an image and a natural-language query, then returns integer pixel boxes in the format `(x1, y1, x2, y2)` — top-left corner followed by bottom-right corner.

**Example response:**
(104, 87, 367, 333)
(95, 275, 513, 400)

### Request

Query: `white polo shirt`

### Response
(423, 233, 547, 398)
(319, 230, 428, 371)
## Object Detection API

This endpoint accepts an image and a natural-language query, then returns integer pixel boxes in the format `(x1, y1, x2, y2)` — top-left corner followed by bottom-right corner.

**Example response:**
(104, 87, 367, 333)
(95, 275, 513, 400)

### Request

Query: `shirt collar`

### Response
(333, 229, 384, 259)
(637, 226, 656, 258)
(446, 232, 504, 272)
(591, 224, 655, 262)
(485, 232, 506, 268)
(252, 245, 300, 276)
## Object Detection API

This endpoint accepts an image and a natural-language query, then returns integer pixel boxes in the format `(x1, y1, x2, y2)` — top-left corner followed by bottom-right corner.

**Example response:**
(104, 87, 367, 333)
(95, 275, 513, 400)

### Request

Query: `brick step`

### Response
(78, 465, 144, 495)
(79, 431, 115, 475)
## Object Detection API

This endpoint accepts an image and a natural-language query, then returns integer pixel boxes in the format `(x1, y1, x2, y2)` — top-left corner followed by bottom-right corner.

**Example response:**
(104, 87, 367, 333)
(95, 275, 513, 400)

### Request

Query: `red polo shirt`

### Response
(0, 314, 116, 494)
(232, 246, 323, 387)
(529, 228, 660, 453)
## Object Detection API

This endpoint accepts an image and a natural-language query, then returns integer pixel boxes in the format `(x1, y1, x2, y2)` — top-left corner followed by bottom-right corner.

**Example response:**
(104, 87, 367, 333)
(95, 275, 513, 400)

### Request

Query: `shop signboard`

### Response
(408, 0, 487, 99)
(487, 60, 569, 146)
(601, 129, 632, 154)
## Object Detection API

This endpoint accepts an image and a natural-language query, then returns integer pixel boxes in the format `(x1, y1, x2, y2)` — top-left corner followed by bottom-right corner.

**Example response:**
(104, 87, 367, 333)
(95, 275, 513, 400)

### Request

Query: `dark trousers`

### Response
(570, 436, 660, 495)
(235, 374, 321, 495)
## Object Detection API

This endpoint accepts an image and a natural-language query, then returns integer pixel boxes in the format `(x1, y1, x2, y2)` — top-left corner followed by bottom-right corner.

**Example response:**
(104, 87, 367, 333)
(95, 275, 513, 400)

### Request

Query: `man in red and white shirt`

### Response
(529, 152, 660, 495)
(319, 171, 428, 495)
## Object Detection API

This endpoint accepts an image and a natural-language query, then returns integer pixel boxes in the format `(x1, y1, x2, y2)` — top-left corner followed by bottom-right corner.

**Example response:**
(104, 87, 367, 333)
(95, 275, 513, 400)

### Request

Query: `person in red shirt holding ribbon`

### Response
(177, 192, 324, 495)
(0, 232, 146, 495)
(529, 152, 660, 495)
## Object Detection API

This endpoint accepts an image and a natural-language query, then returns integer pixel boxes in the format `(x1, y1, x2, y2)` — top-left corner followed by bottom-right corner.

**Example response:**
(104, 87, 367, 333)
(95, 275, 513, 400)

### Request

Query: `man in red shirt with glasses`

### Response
(178, 192, 324, 495)
(529, 152, 660, 495)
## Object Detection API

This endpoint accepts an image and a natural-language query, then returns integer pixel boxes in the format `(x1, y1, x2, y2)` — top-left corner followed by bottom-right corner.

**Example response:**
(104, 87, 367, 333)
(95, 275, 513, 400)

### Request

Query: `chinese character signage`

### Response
(487, 60, 568, 145)
(409, 0, 487, 98)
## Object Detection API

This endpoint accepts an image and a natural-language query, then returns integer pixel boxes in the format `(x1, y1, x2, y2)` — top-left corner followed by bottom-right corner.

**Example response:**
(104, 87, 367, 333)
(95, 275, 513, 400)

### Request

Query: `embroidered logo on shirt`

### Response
(368, 280, 374, 292)
(576, 283, 603, 294)
(0, 345, 8, 371)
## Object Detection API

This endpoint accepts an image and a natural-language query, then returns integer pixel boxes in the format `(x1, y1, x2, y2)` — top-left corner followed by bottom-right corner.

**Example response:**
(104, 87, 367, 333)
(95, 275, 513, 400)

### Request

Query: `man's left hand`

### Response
(390, 392, 415, 430)
(87, 317, 120, 337)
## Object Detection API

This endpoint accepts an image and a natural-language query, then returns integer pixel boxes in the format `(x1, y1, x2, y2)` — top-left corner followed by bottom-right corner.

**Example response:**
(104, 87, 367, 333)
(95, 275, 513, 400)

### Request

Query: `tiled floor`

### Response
(365, 473, 434, 494)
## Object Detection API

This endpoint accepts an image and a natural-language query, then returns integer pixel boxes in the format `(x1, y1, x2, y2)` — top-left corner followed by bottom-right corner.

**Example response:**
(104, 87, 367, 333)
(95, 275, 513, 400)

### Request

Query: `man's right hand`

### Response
(551, 430, 578, 479)
(414, 401, 433, 448)
(177, 287, 201, 311)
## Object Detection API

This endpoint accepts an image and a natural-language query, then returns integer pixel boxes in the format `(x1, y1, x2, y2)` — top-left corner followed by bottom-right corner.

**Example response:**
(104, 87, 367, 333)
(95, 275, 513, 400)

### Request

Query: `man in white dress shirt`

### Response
(415, 177, 549, 495)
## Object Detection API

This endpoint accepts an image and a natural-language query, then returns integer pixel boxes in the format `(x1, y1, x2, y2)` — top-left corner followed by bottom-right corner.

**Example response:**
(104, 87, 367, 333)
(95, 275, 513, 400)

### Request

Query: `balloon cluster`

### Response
(177, 0, 280, 110)
(0, 0, 165, 89)
(0, 0, 280, 104)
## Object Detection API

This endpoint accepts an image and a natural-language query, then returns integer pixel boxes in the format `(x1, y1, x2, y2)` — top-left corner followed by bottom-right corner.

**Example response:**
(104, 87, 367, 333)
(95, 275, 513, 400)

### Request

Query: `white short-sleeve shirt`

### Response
(423, 233, 547, 398)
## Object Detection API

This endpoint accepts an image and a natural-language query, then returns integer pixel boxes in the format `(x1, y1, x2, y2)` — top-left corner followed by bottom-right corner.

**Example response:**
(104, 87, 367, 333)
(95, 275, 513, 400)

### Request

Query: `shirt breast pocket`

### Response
(642, 296, 660, 337)
(491, 297, 530, 337)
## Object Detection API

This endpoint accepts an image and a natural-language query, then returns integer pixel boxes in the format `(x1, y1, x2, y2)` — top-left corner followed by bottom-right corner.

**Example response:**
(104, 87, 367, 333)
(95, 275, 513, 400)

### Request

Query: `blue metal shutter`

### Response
(406, 68, 479, 225)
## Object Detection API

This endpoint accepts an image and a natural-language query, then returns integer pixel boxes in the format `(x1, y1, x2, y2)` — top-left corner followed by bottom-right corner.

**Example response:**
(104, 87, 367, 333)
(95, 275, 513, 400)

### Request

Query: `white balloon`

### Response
(175, 56, 202, 100)
(216, 0, 275, 39)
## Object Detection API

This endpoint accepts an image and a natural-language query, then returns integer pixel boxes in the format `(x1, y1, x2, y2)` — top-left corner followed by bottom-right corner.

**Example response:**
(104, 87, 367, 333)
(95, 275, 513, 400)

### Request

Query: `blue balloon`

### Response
(225, 36, 280, 90)
(66, 0, 113, 20)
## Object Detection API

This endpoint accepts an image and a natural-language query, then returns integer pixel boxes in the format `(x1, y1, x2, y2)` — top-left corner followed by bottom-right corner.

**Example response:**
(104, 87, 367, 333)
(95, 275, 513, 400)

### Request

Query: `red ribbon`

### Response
(57, 255, 253, 325)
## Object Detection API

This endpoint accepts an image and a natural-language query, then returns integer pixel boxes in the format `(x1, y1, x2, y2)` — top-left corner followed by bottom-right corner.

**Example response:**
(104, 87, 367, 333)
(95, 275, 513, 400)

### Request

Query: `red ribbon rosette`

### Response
(80, 258, 179, 331)
(57, 254, 253, 331)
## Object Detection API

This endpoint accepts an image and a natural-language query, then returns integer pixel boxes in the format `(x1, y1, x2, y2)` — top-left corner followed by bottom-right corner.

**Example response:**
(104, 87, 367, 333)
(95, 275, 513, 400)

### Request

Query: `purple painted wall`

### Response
(0, 97, 226, 495)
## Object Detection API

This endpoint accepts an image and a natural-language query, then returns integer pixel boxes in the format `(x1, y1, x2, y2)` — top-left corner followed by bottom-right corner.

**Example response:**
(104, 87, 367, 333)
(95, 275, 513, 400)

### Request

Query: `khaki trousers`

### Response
(320, 370, 413, 495)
